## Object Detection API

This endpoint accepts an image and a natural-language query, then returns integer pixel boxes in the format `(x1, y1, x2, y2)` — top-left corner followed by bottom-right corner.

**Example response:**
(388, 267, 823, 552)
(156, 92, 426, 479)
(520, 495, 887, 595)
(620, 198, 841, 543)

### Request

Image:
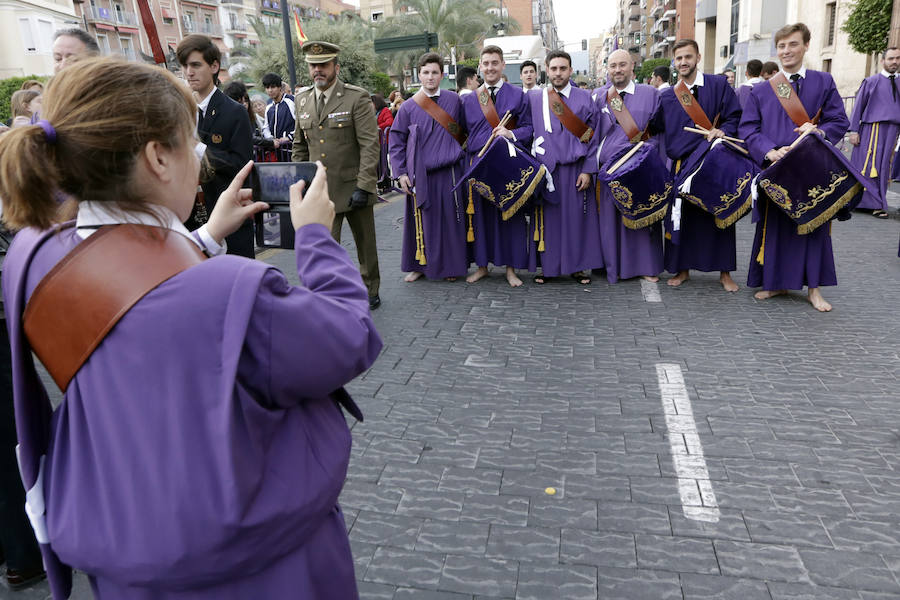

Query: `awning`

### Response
(117, 26, 139, 33)
(95, 23, 115, 30)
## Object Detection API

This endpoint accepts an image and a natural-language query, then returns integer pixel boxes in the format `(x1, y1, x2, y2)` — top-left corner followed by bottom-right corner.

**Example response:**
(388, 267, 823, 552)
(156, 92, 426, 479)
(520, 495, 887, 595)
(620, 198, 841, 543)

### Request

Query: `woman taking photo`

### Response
(0, 57, 381, 599)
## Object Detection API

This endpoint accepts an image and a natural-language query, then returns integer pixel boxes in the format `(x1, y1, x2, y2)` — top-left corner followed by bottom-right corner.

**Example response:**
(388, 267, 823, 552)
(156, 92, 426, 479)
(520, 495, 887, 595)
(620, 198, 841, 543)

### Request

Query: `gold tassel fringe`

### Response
(756, 201, 768, 265)
(796, 183, 861, 235)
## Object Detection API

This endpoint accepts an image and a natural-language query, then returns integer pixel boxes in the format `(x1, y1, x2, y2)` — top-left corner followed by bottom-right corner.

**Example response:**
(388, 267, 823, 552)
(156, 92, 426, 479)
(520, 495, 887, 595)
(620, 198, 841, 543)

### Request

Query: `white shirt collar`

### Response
(682, 71, 705, 88)
(523, 83, 538, 90)
(459, 88, 473, 95)
(424, 88, 441, 98)
(743, 76, 763, 86)
(556, 82, 573, 97)
(614, 80, 636, 95)
(76, 201, 201, 250)
(197, 87, 216, 114)
(485, 79, 505, 92)
(882, 70, 896, 78)
(658, 82, 670, 89)
(780, 66, 807, 79)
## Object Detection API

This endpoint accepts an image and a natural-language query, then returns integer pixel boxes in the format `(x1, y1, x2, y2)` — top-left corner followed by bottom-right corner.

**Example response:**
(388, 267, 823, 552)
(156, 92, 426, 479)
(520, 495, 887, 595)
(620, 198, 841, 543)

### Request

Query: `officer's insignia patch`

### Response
(776, 82, 792, 99)
(551, 101, 564, 116)
(310, 44, 324, 55)
(679, 92, 692, 106)
(212, 134, 222, 144)
(609, 97, 624, 112)
(300, 97, 307, 108)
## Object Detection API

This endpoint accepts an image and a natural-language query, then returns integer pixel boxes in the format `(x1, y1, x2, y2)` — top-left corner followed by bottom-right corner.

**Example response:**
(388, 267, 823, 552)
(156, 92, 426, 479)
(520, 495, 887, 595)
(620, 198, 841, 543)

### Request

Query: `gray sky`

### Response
(553, 0, 616, 47)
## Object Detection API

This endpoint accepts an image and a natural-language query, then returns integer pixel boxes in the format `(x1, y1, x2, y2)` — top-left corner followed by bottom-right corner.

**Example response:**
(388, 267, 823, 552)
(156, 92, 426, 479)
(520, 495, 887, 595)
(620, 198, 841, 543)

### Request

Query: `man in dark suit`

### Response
(177, 35, 254, 258)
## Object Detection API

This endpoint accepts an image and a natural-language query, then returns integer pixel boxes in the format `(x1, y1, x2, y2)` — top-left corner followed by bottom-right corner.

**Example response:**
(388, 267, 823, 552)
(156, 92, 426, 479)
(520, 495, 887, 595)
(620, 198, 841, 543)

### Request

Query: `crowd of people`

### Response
(0, 18, 898, 599)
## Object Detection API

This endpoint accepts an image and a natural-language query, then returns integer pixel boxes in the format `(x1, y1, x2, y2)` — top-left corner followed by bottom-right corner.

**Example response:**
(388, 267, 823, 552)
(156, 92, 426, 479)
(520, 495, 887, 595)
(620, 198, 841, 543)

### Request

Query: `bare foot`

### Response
(642, 275, 659, 283)
(404, 271, 424, 282)
(754, 289, 786, 300)
(807, 287, 832, 312)
(506, 267, 523, 287)
(466, 266, 489, 283)
(667, 270, 690, 287)
(719, 271, 739, 292)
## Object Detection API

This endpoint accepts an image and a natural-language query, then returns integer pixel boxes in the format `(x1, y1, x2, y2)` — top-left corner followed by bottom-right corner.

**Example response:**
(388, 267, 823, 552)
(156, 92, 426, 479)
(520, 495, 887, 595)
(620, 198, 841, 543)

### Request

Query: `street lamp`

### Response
(494, 0, 506, 36)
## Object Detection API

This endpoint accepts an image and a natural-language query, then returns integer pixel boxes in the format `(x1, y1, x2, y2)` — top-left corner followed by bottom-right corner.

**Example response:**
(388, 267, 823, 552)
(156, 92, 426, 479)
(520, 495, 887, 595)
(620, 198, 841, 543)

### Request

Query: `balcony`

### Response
(197, 22, 224, 37)
(663, 8, 676, 18)
(115, 9, 138, 26)
(259, 0, 280, 14)
(628, 6, 640, 20)
(225, 22, 247, 34)
(84, 5, 114, 23)
(221, 0, 243, 4)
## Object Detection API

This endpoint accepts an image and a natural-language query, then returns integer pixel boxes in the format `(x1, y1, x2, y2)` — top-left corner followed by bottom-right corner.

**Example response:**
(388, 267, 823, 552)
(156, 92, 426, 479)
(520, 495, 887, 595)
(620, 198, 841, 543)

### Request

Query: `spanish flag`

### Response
(293, 10, 308, 43)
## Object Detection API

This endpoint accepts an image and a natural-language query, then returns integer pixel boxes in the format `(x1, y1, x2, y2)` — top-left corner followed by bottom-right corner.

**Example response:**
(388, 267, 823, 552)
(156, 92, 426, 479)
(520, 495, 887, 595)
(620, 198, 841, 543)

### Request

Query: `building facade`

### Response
(696, 0, 869, 98)
(1, 0, 79, 78)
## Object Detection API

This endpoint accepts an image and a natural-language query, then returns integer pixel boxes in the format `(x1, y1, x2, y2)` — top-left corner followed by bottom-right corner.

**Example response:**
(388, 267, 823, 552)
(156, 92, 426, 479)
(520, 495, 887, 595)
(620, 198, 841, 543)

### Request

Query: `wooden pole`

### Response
(890, 0, 900, 48)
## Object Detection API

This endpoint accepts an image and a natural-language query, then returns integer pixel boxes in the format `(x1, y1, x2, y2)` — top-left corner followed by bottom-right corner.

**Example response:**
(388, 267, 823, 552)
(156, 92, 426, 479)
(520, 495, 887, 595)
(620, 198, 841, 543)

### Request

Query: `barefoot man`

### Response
(593, 49, 664, 284)
(461, 45, 534, 287)
(739, 23, 850, 312)
(650, 39, 743, 292)
(389, 52, 468, 282)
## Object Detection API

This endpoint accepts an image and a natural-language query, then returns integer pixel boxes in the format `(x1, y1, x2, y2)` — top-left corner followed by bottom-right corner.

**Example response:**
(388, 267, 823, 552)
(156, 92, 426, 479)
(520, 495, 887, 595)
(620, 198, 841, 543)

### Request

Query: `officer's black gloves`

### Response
(349, 188, 370, 210)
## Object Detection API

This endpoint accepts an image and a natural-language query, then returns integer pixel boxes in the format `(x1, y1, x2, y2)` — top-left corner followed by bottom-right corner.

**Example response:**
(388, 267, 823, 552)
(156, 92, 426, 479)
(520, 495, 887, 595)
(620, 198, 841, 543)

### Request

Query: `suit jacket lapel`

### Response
(204, 89, 222, 130)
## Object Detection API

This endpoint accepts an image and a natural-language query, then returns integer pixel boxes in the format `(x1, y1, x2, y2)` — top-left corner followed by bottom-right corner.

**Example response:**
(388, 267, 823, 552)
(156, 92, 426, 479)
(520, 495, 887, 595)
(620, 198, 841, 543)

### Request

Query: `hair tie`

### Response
(37, 120, 57, 144)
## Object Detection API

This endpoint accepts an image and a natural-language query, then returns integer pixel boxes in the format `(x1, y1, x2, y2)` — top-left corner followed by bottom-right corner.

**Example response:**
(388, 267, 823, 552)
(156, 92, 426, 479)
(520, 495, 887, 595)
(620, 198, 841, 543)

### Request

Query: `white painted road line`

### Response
(655, 363, 721, 523)
(641, 278, 662, 302)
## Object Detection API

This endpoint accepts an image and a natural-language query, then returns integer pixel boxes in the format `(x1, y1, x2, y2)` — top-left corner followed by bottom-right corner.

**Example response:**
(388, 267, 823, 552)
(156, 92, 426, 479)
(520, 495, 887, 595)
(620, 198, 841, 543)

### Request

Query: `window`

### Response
(822, 58, 832, 73)
(120, 35, 134, 60)
(826, 2, 837, 46)
(37, 19, 53, 52)
(96, 33, 111, 55)
(371, 10, 383, 21)
(728, 0, 739, 56)
(19, 18, 36, 53)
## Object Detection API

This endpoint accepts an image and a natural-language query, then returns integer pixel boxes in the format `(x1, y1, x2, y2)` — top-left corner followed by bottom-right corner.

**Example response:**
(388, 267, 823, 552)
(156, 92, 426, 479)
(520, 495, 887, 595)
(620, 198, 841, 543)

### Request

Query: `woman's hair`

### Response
(11, 90, 41, 117)
(0, 57, 196, 230)
(371, 93, 388, 113)
(20, 79, 44, 92)
(223, 80, 255, 131)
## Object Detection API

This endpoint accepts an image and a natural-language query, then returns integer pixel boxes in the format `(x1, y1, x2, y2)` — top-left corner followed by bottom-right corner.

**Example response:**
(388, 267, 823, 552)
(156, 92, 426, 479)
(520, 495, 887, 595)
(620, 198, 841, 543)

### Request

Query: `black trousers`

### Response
(0, 319, 42, 570)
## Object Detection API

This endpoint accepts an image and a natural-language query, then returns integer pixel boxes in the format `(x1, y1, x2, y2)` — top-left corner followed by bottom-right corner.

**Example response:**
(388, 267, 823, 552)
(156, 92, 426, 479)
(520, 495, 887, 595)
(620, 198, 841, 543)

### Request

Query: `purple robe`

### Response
(527, 86, 604, 276)
(651, 73, 742, 273)
(739, 69, 849, 290)
(461, 82, 533, 269)
(2, 223, 383, 599)
(389, 91, 468, 279)
(848, 74, 900, 211)
(594, 83, 664, 283)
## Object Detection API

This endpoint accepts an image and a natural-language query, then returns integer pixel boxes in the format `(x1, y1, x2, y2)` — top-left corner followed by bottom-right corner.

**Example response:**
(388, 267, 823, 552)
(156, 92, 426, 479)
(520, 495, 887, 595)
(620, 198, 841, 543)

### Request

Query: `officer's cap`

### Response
(302, 41, 341, 64)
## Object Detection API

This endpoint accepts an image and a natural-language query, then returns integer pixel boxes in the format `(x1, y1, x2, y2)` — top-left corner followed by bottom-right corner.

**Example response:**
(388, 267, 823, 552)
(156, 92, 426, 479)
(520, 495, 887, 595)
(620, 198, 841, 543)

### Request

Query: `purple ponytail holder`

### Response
(37, 119, 57, 144)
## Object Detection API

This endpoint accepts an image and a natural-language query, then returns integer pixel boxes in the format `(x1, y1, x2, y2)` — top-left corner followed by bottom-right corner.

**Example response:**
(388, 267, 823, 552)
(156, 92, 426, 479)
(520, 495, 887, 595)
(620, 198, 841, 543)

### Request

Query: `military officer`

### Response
(292, 41, 382, 310)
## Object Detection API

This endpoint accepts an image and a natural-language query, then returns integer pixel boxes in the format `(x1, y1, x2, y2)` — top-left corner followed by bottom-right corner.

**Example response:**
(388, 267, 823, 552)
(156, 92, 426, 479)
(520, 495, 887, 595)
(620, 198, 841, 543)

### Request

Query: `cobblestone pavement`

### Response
(3, 191, 900, 599)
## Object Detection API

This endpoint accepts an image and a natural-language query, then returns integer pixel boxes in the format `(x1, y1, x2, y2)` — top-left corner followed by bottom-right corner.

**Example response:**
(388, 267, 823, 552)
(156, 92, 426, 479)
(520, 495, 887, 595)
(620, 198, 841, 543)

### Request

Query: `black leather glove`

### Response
(348, 188, 370, 210)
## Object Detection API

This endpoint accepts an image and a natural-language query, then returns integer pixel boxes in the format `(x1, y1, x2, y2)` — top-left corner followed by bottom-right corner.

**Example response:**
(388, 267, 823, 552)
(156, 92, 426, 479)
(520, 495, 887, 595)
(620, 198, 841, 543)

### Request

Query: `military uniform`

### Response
(292, 41, 381, 306)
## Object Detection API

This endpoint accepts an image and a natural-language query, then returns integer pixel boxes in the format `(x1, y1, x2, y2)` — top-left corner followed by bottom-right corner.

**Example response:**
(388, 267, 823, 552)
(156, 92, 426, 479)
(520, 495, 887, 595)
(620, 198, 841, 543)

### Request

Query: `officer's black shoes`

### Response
(368, 295, 382, 310)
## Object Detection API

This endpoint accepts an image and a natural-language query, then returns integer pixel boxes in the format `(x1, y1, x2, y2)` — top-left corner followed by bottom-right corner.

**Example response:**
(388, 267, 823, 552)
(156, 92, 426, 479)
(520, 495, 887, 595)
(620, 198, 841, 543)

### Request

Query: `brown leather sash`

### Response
(23, 224, 206, 391)
(548, 88, 594, 143)
(768, 72, 821, 127)
(477, 84, 518, 130)
(413, 91, 466, 146)
(673, 79, 713, 130)
(606, 86, 642, 143)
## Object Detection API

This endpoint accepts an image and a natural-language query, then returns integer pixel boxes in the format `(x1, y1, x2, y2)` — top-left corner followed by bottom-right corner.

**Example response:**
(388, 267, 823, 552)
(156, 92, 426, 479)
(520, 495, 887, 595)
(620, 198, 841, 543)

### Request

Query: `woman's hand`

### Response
(205, 161, 269, 243)
(290, 161, 334, 231)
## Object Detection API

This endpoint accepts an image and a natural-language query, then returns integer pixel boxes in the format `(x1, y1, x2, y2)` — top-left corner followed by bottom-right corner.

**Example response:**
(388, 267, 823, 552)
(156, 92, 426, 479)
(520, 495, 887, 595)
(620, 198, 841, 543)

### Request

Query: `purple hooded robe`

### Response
(848, 73, 900, 211)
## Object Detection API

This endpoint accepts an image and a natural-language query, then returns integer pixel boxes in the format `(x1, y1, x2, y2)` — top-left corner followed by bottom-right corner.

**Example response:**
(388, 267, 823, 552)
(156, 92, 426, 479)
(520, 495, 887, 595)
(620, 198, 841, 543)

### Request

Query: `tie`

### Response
(197, 108, 204, 131)
(790, 73, 801, 96)
(317, 93, 326, 118)
(690, 85, 698, 100)
(891, 74, 898, 102)
(489, 86, 497, 103)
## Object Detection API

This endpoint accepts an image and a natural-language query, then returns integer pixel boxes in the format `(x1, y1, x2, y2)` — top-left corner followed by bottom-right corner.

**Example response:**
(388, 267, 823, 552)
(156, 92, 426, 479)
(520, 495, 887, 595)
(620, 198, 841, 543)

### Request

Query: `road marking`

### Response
(655, 363, 720, 523)
(641, 278, 662, 302)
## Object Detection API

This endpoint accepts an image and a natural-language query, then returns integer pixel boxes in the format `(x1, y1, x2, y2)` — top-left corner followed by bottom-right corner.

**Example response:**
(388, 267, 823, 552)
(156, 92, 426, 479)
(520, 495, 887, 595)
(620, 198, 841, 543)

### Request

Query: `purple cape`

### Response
(461, 82, 533, 269)
(739, 69, 850, 290)
(3, 223, 382, 599)
(593, 83, 665, 282)
(848, 74, 900, 210)
(389, 92, 469, 279)
(527, 86, 604, 276)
